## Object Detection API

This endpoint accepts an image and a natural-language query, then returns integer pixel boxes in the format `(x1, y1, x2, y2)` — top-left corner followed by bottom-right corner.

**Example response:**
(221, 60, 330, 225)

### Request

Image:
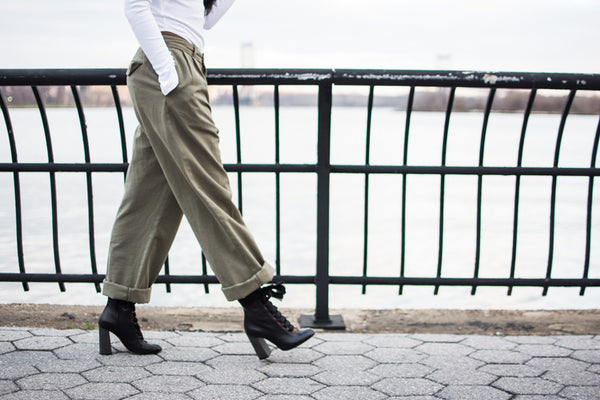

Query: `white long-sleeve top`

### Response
(124, 0, 236, 95)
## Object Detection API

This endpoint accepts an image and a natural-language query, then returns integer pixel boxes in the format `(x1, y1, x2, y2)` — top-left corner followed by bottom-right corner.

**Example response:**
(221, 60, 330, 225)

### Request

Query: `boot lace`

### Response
(260, 283, 295, 333)
(125, 303, 146, 342)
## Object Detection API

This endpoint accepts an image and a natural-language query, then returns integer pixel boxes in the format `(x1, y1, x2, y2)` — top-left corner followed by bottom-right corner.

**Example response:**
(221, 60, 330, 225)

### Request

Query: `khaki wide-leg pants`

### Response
(102, 35, 274, 303)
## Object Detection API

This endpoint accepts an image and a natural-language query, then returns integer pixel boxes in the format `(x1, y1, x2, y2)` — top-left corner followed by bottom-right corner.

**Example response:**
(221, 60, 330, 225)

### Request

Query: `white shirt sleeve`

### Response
(124, 0, 179, 96)
(204, 0, 237, 30)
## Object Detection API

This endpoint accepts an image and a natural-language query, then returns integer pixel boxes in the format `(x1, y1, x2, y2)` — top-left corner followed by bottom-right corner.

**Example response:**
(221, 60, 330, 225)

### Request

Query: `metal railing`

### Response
(1, 68, 600, 329)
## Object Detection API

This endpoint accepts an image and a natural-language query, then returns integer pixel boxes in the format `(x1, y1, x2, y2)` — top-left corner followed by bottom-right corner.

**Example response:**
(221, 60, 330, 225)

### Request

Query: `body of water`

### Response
(1, 104, 599, 310)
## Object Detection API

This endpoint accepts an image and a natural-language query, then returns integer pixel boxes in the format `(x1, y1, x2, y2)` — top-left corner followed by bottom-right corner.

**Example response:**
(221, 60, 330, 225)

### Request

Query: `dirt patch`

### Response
(0, 304, 598, 335)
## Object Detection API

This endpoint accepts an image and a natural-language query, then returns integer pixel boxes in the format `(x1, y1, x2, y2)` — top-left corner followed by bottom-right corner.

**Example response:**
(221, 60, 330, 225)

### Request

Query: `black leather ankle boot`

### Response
(98, 298, 161, 355)
(239, 283, 314, 359)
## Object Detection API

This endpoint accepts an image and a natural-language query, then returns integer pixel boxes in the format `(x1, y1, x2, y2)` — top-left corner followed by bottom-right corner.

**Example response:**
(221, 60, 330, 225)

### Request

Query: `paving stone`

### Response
(587, 364, 600, 373)
(553, 336, 600, 350)
(571, 349, 600, 363)
(197, 367, 266, 384)
(64, 382, 139, 400)
(265, 349, 323, 364)
(386, 397, 438, 400)
(98, 352, 162, 366)
(493, 377, 563, 395)
(362, 335, 422, 348)
(312, 370, 380, 386)
(146, 361, 212, 376)
(411, 334, 467, 343)
(470, 349, 531, 364)
(126, 393, 192, 400)
(28, 328, 83, 337)
(133, 375, 204, 393)
(505, 336, 557, 345)
(218, 333, 249, 342)
(159, 346, 219, 362)
(16, 372, 87, 390)
(205, 355, 265, 369)
(252, 377, 324, 395)
(542, 369, 600, 386)
(368, 363, 433, 378)
(68, 331, 104, 344)
(260, 363, 321, 378)
(517, 344, 572, 357)
(313, 355, 376, 371)
(0, 343, 14, 355)
(0, 381, 17, 396)
(0, 330, 31, 342)
(312, 341, 374, 355)
(35, 358, 101, 373)
(255, 395, 315, 400)
(0, 390, 69, 400)
(426, 367, 496, 385)
(420, 354, 484, 370)
(511, 396, 564, 400)
(461, 336, 517, 350)
(189, 384, 262, 400)
(414, 342, 474, 356)
(560, 385, 600, 400)
(0, 364, 38, 380)
(0, 350, 58, 365)
(143, 331, 182, 340)
(526, 357, 590, 372)
(13, 336, 71, 351)
(213, 341, 260, 355)
(364, 348, 425, 363)
(166, 332, 225, 348)
(315, 333, 372, 342)
(479, 364, 543, 377)
(83, 365, 151, 382)
(437, 385, 511, 400)
(371, 377, 442, 396)
(313, 386, 387, 400)
(53, 343, 98, 360)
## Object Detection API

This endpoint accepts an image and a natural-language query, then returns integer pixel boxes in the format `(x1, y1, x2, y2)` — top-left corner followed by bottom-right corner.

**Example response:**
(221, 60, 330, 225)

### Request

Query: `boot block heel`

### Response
(247, 335, 271, 360)
(99, 327, 112, 355)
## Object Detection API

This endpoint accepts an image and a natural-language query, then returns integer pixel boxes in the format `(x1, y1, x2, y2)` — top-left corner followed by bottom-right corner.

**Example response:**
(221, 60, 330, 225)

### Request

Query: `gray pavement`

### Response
(0, 327, 599, 399)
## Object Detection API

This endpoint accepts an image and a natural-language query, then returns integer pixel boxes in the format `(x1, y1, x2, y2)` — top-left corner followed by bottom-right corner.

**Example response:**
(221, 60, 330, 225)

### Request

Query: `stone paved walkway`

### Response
(0, 327, 599, 399)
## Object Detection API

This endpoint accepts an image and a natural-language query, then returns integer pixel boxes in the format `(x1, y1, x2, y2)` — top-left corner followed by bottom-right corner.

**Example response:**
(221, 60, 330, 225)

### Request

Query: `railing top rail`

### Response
(334, 69, 600, 90)
(2, 68, 600, 90)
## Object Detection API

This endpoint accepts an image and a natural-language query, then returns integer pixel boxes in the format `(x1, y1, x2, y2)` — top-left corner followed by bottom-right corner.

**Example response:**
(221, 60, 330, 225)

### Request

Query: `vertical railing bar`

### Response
(580, 113, 600, 295)
(0, 88, 29, 291)
(201, 253, 209, 293)
(362, 85, 375, 294)
(509, 88, 537, 295)
(32, 86, 65, 292)
(314, 80, 333, 324)
(399, 86, 415, 295)
(435, 87, 455, 295)
(472, 87, 496, 295)
(163, 256, 171, 293)
(274, 85, 282, 275)
(110, 85, 129, 167)
(544, 89, 576, 296)
(70, 85, 100, 293)
(232, 85, 243, 213)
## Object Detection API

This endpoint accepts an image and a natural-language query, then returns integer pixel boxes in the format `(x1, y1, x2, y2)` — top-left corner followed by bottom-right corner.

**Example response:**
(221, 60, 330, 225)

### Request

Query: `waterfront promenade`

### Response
(0, 306, 599, 399)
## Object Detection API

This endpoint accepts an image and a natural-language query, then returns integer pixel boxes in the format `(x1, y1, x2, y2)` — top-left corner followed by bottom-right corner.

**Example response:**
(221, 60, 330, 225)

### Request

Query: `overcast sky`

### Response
(1, 0, 599, 73)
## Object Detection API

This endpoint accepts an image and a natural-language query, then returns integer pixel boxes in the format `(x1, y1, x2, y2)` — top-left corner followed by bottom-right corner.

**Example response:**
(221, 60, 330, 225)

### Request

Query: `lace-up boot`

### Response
(98, 298, 162, 355)
(239, 283, 314, 359)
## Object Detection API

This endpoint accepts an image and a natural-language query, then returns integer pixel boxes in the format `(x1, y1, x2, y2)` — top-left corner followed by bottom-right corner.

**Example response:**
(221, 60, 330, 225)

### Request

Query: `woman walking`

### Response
(98, 0, 313, 360)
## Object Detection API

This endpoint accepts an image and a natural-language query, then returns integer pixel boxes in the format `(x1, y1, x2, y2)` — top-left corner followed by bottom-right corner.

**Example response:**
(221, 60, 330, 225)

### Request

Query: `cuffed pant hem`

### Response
(102, 280, 152, 304)
(221, 261, 275, 301)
